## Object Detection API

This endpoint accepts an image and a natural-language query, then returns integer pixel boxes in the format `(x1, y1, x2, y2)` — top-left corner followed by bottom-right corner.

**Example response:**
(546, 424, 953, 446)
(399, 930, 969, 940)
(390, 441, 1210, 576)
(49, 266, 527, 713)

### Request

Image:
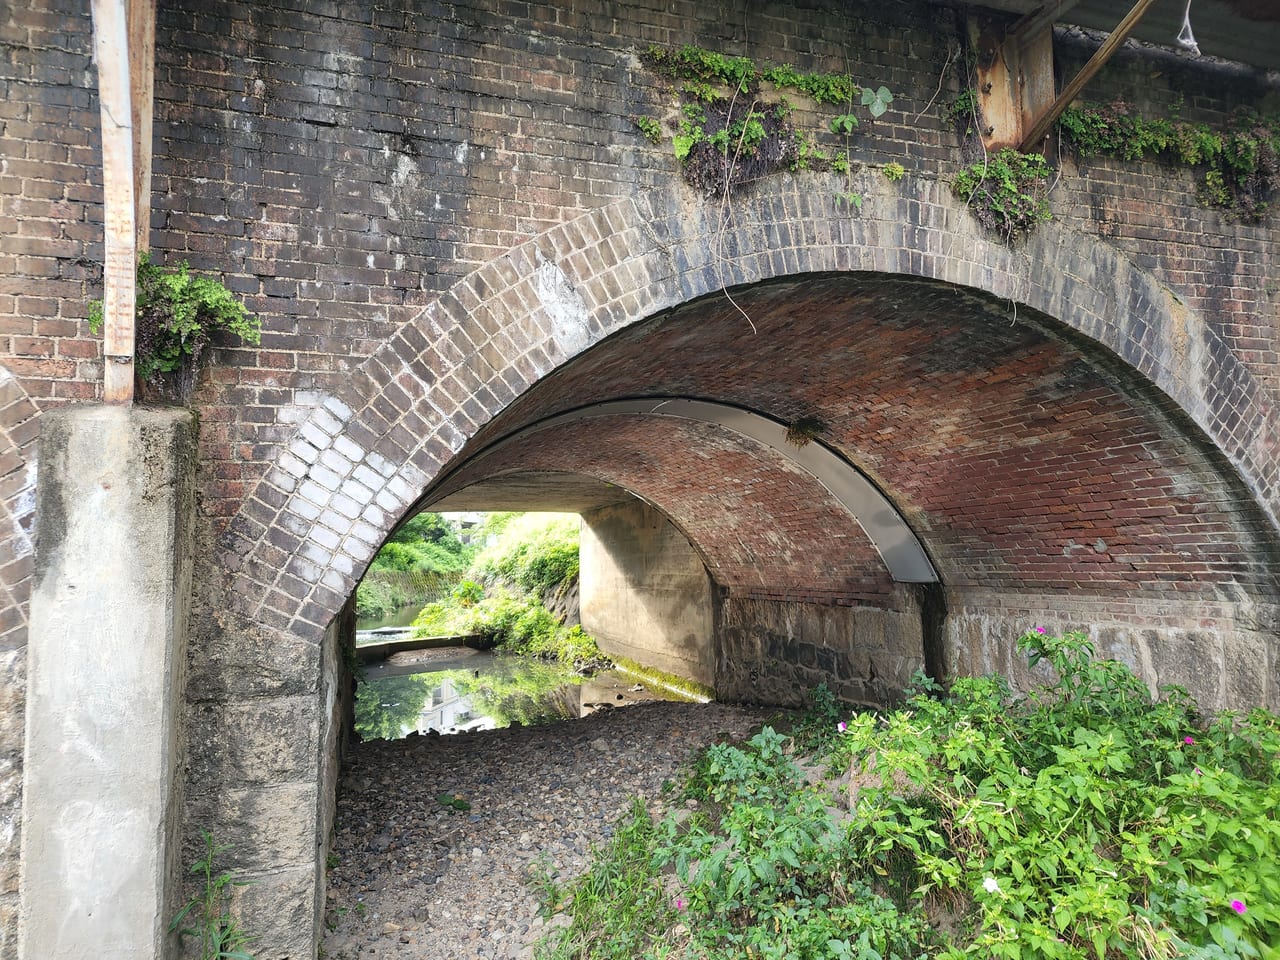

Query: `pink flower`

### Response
(675, 897, 687, 911)
(837, 721, 847, 733)
(1184, 736, 1195, 745)
(1231, 900, 1246, 915)
(1034, 626, 1047, 634)
(1194, 768, 1202, 775)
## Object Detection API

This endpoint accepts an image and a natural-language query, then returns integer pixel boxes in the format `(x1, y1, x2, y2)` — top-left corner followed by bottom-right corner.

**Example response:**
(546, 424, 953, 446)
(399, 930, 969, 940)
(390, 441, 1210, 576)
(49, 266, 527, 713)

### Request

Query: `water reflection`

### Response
(355, 652, 676, 741)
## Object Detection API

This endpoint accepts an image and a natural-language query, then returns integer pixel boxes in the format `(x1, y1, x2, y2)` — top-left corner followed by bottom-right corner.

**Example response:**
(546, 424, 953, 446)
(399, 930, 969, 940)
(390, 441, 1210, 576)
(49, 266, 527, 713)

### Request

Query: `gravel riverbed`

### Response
(322, 700, 777, 960)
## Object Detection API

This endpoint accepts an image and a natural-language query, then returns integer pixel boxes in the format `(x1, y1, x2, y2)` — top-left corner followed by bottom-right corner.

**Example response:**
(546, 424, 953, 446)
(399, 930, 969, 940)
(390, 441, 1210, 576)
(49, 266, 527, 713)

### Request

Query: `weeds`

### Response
(170, 830, 255, 960)
(532, 630, 1280, 959)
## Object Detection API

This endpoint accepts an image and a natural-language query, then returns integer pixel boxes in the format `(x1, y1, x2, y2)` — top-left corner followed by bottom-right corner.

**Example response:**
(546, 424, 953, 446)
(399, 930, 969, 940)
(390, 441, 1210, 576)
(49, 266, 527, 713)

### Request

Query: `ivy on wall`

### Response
(632, 44, 893, 199)
(1057, 101, 1280, 221)
(630, 45, 1278, 242)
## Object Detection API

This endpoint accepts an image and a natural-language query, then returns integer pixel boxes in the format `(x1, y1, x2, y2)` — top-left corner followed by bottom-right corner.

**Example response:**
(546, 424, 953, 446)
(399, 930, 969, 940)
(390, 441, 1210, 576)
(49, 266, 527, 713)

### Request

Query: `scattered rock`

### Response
(322, 701, 771, 960)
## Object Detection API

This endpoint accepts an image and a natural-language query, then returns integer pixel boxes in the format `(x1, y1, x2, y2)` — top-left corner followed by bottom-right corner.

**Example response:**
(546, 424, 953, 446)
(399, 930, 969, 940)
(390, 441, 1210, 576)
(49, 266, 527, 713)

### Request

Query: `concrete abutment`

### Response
(20, 407, 196, 960)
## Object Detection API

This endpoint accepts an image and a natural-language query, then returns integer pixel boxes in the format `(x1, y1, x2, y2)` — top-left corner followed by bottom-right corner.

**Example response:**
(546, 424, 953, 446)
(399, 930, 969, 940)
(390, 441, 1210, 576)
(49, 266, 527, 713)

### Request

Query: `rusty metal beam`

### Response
(91, 0, 137, 404)
(968, 12, 1056, 153)
(1018, 0, 1159, 152)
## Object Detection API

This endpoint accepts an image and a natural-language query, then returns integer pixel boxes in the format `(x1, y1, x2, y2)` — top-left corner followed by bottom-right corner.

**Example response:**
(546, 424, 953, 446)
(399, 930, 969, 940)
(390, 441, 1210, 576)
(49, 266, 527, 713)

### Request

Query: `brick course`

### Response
(4, 2, 1280, 954)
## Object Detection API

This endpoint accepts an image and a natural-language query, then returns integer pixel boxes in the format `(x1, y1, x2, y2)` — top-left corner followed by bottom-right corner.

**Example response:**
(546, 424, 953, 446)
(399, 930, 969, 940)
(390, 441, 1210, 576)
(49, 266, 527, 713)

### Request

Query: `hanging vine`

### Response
(632, 44, 893, 198)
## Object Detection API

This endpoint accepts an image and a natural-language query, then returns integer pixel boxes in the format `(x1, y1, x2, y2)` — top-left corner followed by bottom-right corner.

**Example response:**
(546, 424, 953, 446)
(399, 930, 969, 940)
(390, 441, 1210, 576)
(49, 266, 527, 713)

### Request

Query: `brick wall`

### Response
(4, 1, 1280, 954)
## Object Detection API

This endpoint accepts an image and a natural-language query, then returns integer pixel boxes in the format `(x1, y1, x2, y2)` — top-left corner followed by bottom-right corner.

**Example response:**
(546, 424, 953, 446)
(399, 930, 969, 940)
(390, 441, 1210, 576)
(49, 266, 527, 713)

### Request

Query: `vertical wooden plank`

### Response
(91, 0, 136, 405)
(128, 0, 156, 254)
(1019, 0, 1159, 151)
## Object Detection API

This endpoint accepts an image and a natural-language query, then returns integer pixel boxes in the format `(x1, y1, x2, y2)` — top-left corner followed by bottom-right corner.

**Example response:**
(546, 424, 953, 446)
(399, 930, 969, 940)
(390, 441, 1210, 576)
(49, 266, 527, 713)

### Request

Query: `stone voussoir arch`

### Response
(0, 365, 41, 653)
(220, 174, 1280, 642)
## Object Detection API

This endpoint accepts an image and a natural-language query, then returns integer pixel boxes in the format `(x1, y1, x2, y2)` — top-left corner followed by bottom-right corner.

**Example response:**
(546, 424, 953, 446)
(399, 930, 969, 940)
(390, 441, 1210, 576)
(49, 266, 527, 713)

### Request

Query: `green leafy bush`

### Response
(89, 253, 260, 396)
(636, 44, 891, 197)
(355, 514, 472, 619)
(535, 630, 1280, 960)
(953, 149, 1053, 240)
(471, 513, 580, 597)
(1058, 102, 1280, 220)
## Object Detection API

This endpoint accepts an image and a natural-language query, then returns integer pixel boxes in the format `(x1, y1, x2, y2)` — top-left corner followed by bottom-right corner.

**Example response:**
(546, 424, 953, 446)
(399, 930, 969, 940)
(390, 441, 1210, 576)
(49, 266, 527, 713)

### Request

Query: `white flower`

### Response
(982, 877, 1001, 894)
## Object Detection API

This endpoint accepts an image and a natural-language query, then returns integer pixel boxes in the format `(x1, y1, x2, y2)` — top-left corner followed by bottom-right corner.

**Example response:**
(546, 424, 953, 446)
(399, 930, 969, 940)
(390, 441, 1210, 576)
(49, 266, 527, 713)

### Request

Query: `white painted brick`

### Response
(265, 468, 297, 494)
(312, 407, 344, 437)
(334, 435, 364, 464)
(276, 451, 308, 480)
(331, 494, 361, 520)
(297, 480, 328, 507)
(386, 475, 417, 504)
(339, 478, 374, 507)
(318, 510, 351, 535)
(353, 464, 382, 490)
(375, 488, 403, 513)
(366, 452, 397, 479)
(293, 498, 321, 522)
(299, 422, 334, 452)
(300, 541, 333, 569)
(291, 439, 321, 465)
(310, 464, 341, 492)
(312, 527, 342, 552)
(349, 519, 379, 548)
(361, 503, 386, 529)
(281, 512, 310, 538)
(319, 448, 354, 477)
(323, 395, 354, 421)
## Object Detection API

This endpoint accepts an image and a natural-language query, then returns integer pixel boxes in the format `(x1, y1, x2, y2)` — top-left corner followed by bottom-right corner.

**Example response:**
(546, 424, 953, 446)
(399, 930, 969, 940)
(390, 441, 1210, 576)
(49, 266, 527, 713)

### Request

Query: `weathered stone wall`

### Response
(715, 590, 925, 708)
(945, 591, 1280, 713)
(579, 500, 716, 688)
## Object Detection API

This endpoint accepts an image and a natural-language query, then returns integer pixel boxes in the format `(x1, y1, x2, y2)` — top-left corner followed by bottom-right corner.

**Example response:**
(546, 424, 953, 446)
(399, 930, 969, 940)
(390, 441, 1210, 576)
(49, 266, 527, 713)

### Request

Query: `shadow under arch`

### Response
(220, 175, 1280, 640)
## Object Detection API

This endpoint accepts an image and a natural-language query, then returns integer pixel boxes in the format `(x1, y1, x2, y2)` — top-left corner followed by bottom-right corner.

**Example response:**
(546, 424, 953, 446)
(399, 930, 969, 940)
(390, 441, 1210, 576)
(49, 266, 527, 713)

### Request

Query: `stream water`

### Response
(354, 626, 692, 741)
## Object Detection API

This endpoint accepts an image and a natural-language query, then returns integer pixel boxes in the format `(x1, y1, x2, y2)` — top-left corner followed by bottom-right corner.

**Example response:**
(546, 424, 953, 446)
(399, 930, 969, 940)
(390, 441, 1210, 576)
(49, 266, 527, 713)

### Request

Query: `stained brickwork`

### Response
(4, 0, 1280, 955)
(429, 414, 897, 604)
(216, 187, 1280, 644)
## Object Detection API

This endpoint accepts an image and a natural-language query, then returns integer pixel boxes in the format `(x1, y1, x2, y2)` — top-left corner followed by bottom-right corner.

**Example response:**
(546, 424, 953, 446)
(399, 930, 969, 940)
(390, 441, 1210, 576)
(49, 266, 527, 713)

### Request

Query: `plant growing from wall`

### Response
(170, 830, 256, 960)
(635, 44, 892, 197)
(1057, 100, 1280, 221)
(784, 415, 827, 448)
(952, 148, 1053, 241)
(89, 253, 261, 400)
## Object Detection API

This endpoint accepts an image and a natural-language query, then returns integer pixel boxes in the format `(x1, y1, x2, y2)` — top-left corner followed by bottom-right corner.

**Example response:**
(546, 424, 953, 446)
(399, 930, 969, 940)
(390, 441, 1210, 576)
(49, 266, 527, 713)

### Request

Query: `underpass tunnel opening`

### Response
(380, 270, 1280, 716)
(419, 410, 941, 713)
(348, 507, 612, 742)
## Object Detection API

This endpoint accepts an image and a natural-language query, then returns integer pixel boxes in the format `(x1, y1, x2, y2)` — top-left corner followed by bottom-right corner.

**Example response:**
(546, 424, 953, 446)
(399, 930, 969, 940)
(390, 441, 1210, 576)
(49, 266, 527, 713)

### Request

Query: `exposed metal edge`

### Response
(448, 398, 939, 584)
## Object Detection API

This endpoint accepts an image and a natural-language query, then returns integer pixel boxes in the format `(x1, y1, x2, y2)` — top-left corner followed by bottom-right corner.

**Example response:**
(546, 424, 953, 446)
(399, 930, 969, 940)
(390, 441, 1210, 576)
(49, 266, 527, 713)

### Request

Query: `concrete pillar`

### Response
(19, 406, 196, 960)
(580, 500, 715, 686)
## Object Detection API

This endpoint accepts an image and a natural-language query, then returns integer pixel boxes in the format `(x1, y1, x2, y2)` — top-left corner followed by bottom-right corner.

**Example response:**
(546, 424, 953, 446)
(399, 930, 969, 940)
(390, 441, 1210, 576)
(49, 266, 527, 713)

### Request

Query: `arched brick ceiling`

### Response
(428, 414, 895, 603)
(426, 272, 1280, 604)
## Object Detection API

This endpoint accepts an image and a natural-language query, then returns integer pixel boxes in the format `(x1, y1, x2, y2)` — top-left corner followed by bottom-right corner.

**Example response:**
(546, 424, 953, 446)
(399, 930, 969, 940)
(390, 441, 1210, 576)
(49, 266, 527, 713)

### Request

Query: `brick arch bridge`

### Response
(183, 180, 1280, 954)
(224, 179, 1280, 678)
(6, 0, 1280, 956)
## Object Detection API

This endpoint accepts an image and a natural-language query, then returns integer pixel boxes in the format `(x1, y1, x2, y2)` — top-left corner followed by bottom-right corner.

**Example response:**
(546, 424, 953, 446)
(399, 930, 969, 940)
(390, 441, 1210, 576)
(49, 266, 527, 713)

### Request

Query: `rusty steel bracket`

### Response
(968, 11, 1056, 153)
